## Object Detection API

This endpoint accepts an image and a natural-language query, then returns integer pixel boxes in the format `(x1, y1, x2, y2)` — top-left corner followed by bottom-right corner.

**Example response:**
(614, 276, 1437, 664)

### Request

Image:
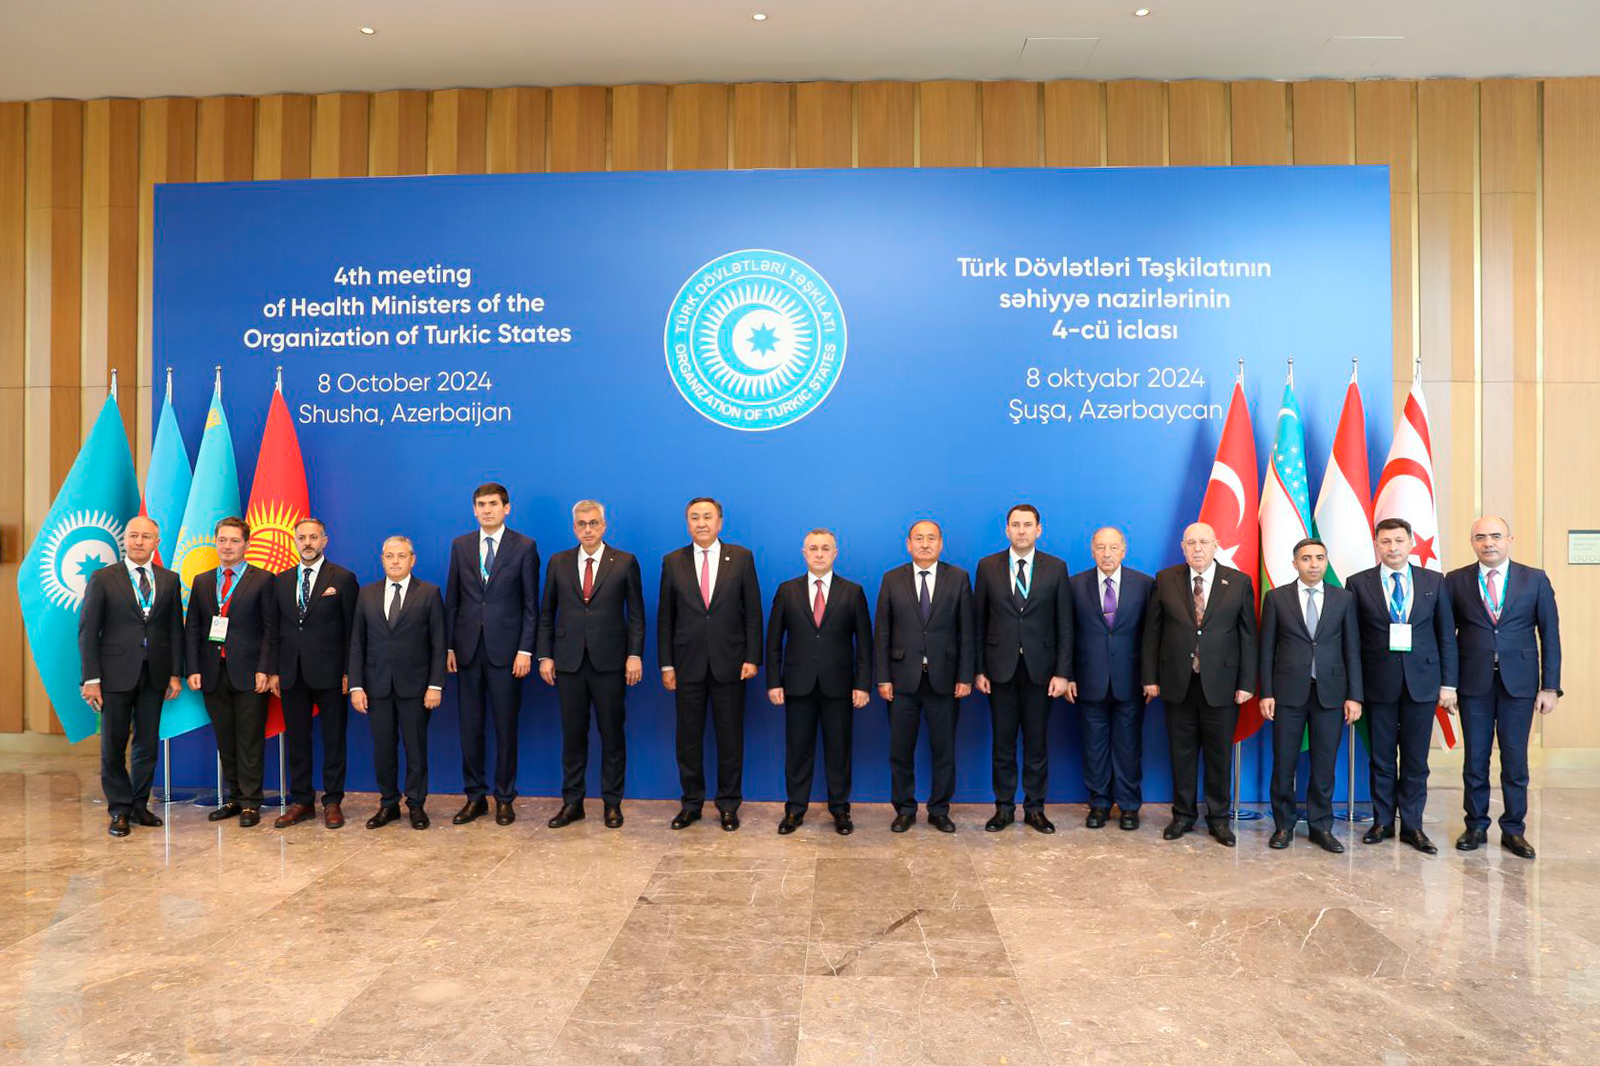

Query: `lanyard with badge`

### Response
(1477, 567, 1505, 618)
(128, 567, 153, 618)
(1387, 569, 1413, 652)
(209, 565, 241, 643)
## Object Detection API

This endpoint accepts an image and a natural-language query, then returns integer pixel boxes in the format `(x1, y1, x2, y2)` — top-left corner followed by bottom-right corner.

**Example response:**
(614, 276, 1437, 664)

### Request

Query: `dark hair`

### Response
(1292, 536, 1327, 556)
(906, 518, 942, 539)
(1375, 517, 1413, 537)
(473, 482, 510, 505)
(214, 516, 250, 540)
(294, 516, 327, 534)
(1007, 503, 1041, 525)
(685, 496, 723, 517)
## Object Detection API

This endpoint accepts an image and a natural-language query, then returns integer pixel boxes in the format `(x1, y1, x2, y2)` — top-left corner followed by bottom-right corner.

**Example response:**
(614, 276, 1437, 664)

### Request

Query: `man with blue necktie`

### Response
(1445, 516, 1561, 860)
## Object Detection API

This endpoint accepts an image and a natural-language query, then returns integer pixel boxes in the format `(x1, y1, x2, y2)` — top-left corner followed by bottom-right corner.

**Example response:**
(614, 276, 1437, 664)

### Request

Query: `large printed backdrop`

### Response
(154, 165, 1391, 802)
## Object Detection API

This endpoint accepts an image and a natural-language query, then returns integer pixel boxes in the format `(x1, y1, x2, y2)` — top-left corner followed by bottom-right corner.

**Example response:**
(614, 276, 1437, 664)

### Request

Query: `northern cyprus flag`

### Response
(1313, 366, 1376, 589)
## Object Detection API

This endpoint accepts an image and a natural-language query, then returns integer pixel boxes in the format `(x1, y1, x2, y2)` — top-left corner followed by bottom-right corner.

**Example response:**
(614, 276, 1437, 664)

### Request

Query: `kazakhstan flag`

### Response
(18, 394, 140, 743)
(145, 377, 192, 569)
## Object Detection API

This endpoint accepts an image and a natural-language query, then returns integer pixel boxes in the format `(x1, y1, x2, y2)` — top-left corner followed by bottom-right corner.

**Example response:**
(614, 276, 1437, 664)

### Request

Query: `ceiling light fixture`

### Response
(1133, 8, 1151, 16)
(752, 12, 768, 20)
(359, 26, 376, 35)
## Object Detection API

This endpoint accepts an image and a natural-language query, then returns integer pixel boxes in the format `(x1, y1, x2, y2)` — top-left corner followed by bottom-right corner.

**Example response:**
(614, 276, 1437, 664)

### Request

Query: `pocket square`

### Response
(321, 587, 339, 597)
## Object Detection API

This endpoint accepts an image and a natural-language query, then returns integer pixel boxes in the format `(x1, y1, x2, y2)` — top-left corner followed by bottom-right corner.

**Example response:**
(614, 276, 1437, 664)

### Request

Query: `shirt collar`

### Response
(1382, 562, 1410, 577)
(388, 573, 413, 592)
(808, 569, 833, 586)
(1479, 560, 1509, 579)
(217, 559, 247, 576)
(1189, 561, 1217, 583)
(915, 562, 936, 577)
(480, 526, 505, 546)
(697, 539, 722, 556)
(1299, 579, 1325, 595)
(1008, 548, 1036, 567)
(300, 556, 324, 576)
(1098, 567, 1122, 585)
(124, 556, 152, 577)
(580, 543, 606, 563)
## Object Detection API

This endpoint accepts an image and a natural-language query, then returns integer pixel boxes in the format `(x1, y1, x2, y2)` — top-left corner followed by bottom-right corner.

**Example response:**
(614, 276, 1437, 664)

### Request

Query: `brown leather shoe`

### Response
(274, 803, 316, 829)
(323, 803, 345, 829)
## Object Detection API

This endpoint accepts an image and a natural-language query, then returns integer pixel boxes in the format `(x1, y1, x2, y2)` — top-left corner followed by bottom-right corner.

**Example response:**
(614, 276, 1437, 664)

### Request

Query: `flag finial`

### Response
(1351, 355, 1359, 382)
(275, 365, 283, 392)
(164, 366, 173, 403)
(109, 369, 118, 401)
(1236, 357, 1244, 383)
(213, 365, 223, 393)
(1414, 354, 1423, 381)
(1286, 357, 1295, 387)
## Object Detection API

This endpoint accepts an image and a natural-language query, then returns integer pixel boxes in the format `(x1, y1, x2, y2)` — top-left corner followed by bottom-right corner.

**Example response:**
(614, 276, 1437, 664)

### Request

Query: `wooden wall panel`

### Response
(370, 90, 427, 177)
(732, 82, 791, 169)
(137, 98, 196, 478)
(548, 86, 606, 173)
(428, 88, 488, 175)
(981, 81, 1039, 166)
(0, 102, 24, 732)
(857, 82, 914, 168)
(795, 82, 852, 169)
(1292, 82, 1354, 165)
(1105, 81, 1165, 165)
(612, 85, 667, 171)
(1230, 81, 1288, 165)
(670, 84, 729, 170)
(196, 96, 254, 183)
(311, 93, 369, 178)
(1043, 81, 1103, 167)
(1355, 81, 1418, 393)
(1168, 81, 1227, 165)
(487, 87, 547, 174)
(256, 95, 312, 180)
(81, 99, 140, 453)
(919, 81, 978, 166)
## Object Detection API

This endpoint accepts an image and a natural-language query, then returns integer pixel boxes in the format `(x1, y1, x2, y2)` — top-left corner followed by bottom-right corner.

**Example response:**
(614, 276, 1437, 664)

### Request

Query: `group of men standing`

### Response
(78, 493, 1560, 861)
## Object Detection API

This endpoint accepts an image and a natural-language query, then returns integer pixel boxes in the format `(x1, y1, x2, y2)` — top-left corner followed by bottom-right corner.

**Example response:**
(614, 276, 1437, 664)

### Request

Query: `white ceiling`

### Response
(1, 0, 1595, 101)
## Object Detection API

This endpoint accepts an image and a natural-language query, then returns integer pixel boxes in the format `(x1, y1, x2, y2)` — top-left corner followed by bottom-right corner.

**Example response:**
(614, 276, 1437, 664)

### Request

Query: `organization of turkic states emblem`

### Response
(38, 511, 126, 610)
(664, 249, 847, 431)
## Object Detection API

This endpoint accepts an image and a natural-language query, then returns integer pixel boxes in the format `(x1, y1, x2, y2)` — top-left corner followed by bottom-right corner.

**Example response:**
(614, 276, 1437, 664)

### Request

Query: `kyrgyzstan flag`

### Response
(243, 378, 311, 738)
(1196, 375, 1262, 741)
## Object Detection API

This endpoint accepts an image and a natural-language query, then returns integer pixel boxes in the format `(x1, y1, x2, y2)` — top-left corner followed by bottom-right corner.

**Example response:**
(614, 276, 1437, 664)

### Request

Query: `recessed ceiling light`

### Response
(1133, 7, 1151, 16)
(359, 26, 376, 35)
(752, 12, 768, 20)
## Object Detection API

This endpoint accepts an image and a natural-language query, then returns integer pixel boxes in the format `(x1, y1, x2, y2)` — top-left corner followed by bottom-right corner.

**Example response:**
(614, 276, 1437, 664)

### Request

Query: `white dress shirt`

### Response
(1007, 549, 1035, 597)
(479, 527, 504, 573)
(1298, 579, 1326, 633)
(807, 569, 834, 605)
(1188, 561, 1218, 610)
(1380, 563, 1412, 622)
(296, 556, 325, 606)
(694, 539, 722, 592)
(1478, 560, 1510, 615)
(578, 543, 606, 584)
(354, 573, 441, 692)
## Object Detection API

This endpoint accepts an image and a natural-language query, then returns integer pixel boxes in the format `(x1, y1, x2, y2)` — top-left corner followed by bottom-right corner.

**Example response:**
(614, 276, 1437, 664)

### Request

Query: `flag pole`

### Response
(109, 368, 118, 402)
(165, 366, 173, 404)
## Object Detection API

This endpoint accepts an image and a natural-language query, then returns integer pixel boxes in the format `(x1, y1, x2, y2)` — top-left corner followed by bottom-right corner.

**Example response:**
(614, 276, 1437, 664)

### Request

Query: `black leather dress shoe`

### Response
(984, 809, 1014, 833)
(1163, 818, 1194, 840)
(1308, 828, 1345, 854)
(409, 807, 430, 830)
(720, 809, 740, 832)
(1085, 807, 1110, 829)
(1399, 828, 1438, 854)
(208, 802, 241, 822)
(1208, 822, 1237, 847)
(366, 806, 401, 829)
(1024, 810, 1056, 834)
(1502, 834, 1537, 860)
(928, 814, 956, 834)
(129, 807, 164, 827)
(1268, 829, 1293, 849)
(833, 812, 853, 836)
(495, 800, 515, 826)
(239, 808, 261, 828)
(670, 807, 701, 830)
(1456, 827, 1488, 851)
(548, 803, 585, 828)
(604, 805, 624, 829)
(1363, 823, 1395, 845)
(777, 813, 803, 835)
(1119, 810, 1140, 831)
(453, 798, 488, 825)
(108, 814, 130, 837)
(890, 813, 915, 833)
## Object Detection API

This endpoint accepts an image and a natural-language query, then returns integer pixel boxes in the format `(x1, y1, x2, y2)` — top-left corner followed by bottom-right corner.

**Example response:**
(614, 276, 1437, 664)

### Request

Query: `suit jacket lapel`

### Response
(586, 548, 614, 599)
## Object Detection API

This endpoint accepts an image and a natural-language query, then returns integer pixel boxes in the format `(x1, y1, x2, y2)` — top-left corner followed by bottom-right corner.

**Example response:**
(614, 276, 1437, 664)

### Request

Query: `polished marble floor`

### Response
(2, 751, 1598, 1066)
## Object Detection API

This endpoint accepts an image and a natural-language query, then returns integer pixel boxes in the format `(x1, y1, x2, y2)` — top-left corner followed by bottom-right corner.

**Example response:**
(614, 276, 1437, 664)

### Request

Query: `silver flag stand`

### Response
(1229, 741, 1265, 821)
(192, 753, 227, 807)
(149, 739, 198, 804)
(1336, 722, 1373, 823)
(263, 733, 288, 810)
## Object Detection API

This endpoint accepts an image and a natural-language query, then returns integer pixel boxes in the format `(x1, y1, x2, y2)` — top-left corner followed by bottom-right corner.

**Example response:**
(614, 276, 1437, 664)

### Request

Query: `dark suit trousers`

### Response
(370, 694, 429, 810)
(783, 689, 853, 816)
(457, 640, 524, 802)
(989, 655, 1052, 811)
(1460, 673, 1535, 835)
(1365, 688, 1435, 830)
(675, 677, 745, 812)
(889, 674, 958, 818)
(282, 679, 348, 807)
(205, 669, 267, 809)
(1164, 680, 1238, 824)
(100, 663, 163, 816)
(556, 654, 627, 806)
(1079, 695, 1145, 812)
(1269, 683, 1344, 832)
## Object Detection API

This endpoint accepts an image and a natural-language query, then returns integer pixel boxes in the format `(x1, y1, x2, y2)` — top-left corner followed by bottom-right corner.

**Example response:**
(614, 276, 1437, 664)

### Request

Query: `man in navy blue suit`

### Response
(444, 482, 539, 827)
(1065, 527, 1154, 831)
(1348, 517, 1458, 854)
(1445, 515, 1561, 860)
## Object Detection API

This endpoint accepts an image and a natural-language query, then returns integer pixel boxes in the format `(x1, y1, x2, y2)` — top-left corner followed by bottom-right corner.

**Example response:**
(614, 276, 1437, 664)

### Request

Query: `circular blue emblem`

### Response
(664, 249, 848, 431)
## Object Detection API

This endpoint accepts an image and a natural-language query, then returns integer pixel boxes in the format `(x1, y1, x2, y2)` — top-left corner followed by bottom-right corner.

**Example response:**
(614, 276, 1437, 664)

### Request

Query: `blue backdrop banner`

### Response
(154, 165, 1392, 806)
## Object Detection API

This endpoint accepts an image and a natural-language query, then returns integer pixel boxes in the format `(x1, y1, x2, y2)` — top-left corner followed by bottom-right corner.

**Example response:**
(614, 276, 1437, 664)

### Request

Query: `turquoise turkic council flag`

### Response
(144, 380, 192, 569)
(163, 378, 241, 739)
(17, 394, 141, 742)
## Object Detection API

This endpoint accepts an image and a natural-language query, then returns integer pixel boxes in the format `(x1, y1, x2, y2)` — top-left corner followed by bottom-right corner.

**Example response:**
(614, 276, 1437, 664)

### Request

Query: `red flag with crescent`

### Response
(1197, 380, 1264, 741)
(244, 385, 311, 738)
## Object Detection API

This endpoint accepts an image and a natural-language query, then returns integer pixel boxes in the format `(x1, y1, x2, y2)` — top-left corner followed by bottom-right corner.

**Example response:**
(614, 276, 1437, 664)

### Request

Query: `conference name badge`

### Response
(209, 616, 230, 643)
(1389, 623, 1412, 652)
(664, 249, 848, 431)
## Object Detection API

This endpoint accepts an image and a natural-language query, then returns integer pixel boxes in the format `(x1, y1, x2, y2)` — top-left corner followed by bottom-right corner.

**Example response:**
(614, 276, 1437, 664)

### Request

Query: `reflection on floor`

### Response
(1, 750, 1597, 1065)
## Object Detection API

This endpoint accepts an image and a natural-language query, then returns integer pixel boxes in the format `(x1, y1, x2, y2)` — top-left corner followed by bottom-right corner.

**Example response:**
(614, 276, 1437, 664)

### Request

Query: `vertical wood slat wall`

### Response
(0, 78, 1592, 742)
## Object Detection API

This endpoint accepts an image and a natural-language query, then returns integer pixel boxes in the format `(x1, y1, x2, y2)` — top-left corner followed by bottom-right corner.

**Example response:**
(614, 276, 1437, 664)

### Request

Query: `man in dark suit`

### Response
(1446, 515, 1561, 860)
(766, 529, 873, 836)
(1141, 521, 1257, 846)
(78, 516, 184, 838)
(537, 500, 645, 830)
(1065, 526, 1155, 831)
(444, 482, 539, 827)
(349, 535, 447, 830)
(875, 519, 975, 833)
(973, 504, 1072, 834)
(185, 517, 278, 828)
(1259, 538, 1364, 853)
(267, 517, 359, 830)
(659, 497, 763, 831)
(1348, 517, 1458, 854)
